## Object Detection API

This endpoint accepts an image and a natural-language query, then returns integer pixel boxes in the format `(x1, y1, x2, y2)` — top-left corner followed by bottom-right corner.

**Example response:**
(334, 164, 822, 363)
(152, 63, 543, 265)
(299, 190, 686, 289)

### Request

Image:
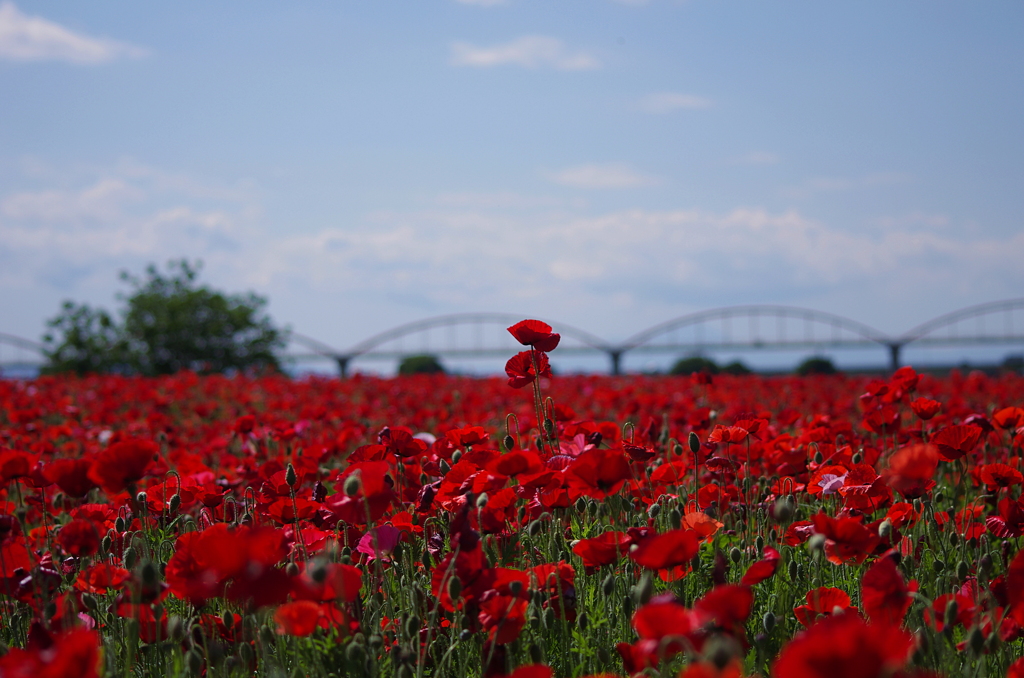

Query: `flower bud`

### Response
(286, 463, 298, 488)
(447, 576, 462, 600)
(688, 431, 701, 454)
(669, 507, 682, 530)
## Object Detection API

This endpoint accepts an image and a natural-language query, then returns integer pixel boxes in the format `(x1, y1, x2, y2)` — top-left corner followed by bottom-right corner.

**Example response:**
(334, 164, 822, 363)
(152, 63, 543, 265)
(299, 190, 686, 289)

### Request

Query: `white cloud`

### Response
(450, 35, 599, 70)
(546, 163, 658, 189)
(0, 1, 147, 64)
(3, 160, 1022, 352)
(638, 92, 712, 113)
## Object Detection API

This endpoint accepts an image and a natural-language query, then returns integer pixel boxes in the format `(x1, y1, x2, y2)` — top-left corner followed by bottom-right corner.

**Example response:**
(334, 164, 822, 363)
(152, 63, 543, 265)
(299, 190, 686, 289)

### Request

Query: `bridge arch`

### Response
(616, 305, 894, 372)
(338, 313, 612, 376)
(899, 298, 1024, 345)
(0, 333, 46, 374)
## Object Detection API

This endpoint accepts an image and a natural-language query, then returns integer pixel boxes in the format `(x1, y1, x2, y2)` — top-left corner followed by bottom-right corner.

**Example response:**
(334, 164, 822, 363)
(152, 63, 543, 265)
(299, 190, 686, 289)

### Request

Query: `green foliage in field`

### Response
(42, 260, 285, 375)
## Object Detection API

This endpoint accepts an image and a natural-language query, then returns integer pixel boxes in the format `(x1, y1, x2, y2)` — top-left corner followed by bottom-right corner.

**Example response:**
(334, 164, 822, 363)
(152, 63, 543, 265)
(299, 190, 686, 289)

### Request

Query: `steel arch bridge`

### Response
(0, 333, 46, 373)
(5, 300, 1024, 376)
(284, 313, 613, 376)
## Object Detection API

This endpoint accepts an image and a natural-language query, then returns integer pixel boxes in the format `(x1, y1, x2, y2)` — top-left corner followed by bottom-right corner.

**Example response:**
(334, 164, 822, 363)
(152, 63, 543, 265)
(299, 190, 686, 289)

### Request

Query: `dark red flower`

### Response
(793, 587, 857, 628)
(979, 463, 1023, 490)
(740, 547, 780, 586)
(565, 448, 632, 500)
(772, 613, 915, 678)
(708, 425, 748, 445)
(931, 424, 982, 462)
(993, 407, 1024, 431)
(694, 584, 753, 641)
(505, 350, 551, 389)
(882, 444, 938, 499)
(571, 531, 631, 573)
(44, 458, 97, 498)
(861, 556, 914, 625)
(0, 450, 37, 485)
(910, 398, 941, 420)
(57, 519, 100, 558)
(507, 319, 560, 352)
(87, 438, 159, 495)
(629, 529, 701, 571)
(0, 626, 101, 678)
(274, 600, 322, 637)
(811, 512, 880, 565)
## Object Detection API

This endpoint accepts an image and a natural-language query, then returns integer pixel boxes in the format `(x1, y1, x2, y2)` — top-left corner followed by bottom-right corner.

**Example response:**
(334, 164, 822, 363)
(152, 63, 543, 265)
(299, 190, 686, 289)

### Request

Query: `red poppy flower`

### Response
(274, 600, 322, 637)
(881, 444, 938, 499)
(772, 613, 915, 678)
(631, 597, 703, 660)
(0, 626, 101, 678)
(57, 519, 100, 558)
(679, 661, 745, 678)
(565, 448, 632, 500)
(708, 425, 748, 445)
(931, 424, 982, 462)
(986, 496, 1024, 538)
(740, 547, 780, 586)
(74, 563, 130, 595)
(497, 666, 553, 678)
(479, 589, 528, 644)
(979, 463, 1023, 490)
(793, 587, 857, 628)
(487, 450, 545, 477)
(571, 531, 631, 573)
(507, 320, 560, 352)
(379, 426, 429, 458)
(861, 556, 914, 625)
(87, 438, 159, 495)
(910, 398, 942, 420)
(993, 407, 1024, 431)
(324, 462, 396, 525)
(505, 350, 551, 389)
(44, 458, 98, 498)
(0, 450, 37, 485)
(234, 414, 257, 434)
(629, 529, 701, 570)
(694, 584, 753, 641)
(811, 512, 880, 565)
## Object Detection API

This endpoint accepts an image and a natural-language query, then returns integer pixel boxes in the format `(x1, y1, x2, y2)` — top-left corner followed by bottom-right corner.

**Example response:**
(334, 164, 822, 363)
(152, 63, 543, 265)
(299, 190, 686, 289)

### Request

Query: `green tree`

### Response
(41, 302, 127, 375)
(721, 360, 753, 375)
(795, 356, 838, 376)
(42, 260, 286, 376)
(397, 354, 445, 375)
(669, 355, 719, 376)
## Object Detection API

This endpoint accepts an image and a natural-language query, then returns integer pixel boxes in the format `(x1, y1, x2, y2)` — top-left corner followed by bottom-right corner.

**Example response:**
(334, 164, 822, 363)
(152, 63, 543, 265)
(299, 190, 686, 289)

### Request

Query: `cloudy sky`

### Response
(1, 1, 1022, 372)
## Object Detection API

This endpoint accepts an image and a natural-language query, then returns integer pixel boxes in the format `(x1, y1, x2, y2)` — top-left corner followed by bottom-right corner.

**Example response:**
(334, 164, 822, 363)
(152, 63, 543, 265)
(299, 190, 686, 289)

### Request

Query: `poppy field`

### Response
(3, 320, 1024, 678)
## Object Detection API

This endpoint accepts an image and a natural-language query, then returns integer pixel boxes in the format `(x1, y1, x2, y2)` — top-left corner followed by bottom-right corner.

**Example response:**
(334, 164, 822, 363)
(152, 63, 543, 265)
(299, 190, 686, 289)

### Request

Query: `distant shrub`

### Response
(398, 354, 445, 375)
(721, 360, 753, 375)
(796, 356, 837, 376)
(670, 356, 719, 376)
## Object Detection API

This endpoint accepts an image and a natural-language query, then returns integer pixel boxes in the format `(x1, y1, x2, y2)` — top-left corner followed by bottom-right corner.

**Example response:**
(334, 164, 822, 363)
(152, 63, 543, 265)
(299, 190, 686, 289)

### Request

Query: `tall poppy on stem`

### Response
(506, 320, 560, 453)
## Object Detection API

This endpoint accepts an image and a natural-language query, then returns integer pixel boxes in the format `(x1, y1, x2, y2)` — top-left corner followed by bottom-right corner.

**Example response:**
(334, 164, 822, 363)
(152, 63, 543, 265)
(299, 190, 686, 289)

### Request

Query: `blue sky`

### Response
(1, 1, 1022, 372)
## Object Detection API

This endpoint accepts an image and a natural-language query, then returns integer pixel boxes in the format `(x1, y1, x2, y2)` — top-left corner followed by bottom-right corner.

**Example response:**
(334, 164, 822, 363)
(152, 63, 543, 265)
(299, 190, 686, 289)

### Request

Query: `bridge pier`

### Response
(888, 343, 902, 372)
(335, 355, 350, 378)
(608, 350, 623, 376)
